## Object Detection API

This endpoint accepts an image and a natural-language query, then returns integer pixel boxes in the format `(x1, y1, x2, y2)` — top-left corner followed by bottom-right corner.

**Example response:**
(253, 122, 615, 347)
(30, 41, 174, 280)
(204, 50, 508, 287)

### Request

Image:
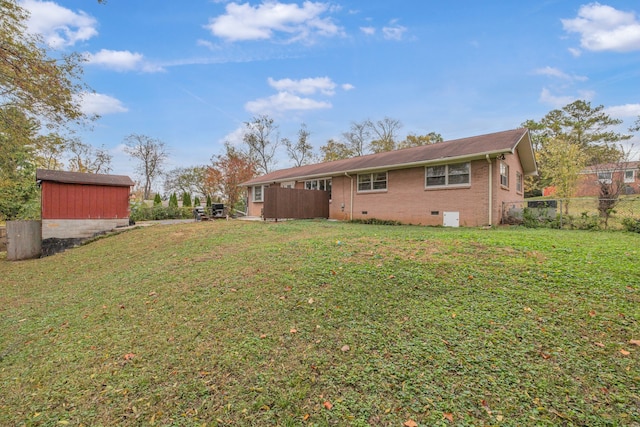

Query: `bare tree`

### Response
(592, 145, 634, 228)
(285, 123, 315, 167)
(342, 120, 371, 156)
(369, 117, 402, 153)
(67, 139, 112, 174)
(123, 134, 168, 200)
(243, 115, 279, 174)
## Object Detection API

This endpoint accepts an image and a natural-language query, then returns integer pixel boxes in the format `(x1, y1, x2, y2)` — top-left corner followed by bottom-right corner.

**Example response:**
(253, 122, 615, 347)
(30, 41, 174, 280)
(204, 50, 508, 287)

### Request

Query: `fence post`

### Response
(559, 199, 563, 228)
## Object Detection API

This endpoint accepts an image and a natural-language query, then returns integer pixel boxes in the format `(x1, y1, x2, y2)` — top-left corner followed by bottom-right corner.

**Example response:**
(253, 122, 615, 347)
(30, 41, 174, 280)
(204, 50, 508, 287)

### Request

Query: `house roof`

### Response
(36, 169, 135, 187)
(242, 128, 537, 186)
(580, 161, 640, 174)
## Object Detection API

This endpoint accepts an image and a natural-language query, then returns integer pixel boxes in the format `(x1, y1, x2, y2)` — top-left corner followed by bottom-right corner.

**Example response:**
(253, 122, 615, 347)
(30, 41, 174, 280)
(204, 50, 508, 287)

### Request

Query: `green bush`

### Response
(194, 196, 201, 206)
(206, 195, 212, 207)
(129, 201, 193, 222)
(169, 193, 178, 208)
(622, 217, 640, 233)
(153, 193, 162, 206)
(349, 218, 402, 226)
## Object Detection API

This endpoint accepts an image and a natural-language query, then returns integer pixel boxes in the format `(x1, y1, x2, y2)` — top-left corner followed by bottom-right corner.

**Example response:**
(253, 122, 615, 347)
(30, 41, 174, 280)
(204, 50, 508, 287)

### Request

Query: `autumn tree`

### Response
(0, 0, 94, 218)
(123, 134, 169, 200)
(397, 132, 443, 149)
(163, 166, 208, 199)
(539, 136, 586, 213)
(522, 100, 632, 196)
(369, 117, 403, 153)
(209, 142, 257, 212)
(319, 139, 354, 162)
(243, 115, 279, 174)
(284, 123, 315, 167)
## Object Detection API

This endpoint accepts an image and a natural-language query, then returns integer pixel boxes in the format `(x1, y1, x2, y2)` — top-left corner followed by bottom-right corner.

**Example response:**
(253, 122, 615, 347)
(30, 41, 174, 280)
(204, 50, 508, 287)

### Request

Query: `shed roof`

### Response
(242, 128, 537, 186)
(36, 169, 135, 187)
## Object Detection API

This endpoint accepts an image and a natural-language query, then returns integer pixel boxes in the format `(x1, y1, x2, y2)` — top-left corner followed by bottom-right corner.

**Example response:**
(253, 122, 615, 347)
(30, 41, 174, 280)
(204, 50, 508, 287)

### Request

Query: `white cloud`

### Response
(267, 76, 337, 95)
(20, 0, 98, 48)
(85, 49, 164, 73)
(382, 21, 407, 41)
(342, 83, 355, 91)
(534, 66, 588, 82)
(605, 103, 640, 118)
(196, 39, 218, 50)
(360, 26, 375, 36)
(245, 92, 331, 115)
(205, 1, 343, 43)
(562, 3, 640, 53)
(76, 92, 128, 115)
(539, 87, 595, 108)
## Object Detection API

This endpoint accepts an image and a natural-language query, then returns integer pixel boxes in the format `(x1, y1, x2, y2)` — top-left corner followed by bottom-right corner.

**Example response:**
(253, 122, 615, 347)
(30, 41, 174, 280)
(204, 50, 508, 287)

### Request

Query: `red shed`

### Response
(36, 169, 135, 240)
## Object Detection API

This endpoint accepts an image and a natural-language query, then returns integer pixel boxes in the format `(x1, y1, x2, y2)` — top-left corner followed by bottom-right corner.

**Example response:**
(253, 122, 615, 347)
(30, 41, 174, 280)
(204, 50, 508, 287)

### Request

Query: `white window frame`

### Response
(624, 169, 635, 183)
(598, 171, 612, 184)
(516, 171, 523, 194)
(305, 178, 332, 198)
(281, 181, 295, 188)
(357, 172, 387, 192)
(500, 162, 509, 188)
(252, 185, 265, 202)
(425, 162, 470, 188)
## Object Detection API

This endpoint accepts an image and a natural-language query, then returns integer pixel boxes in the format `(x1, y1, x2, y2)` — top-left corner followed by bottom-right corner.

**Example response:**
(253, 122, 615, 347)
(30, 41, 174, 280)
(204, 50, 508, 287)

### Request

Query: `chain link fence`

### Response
(501, 196, 640, 230)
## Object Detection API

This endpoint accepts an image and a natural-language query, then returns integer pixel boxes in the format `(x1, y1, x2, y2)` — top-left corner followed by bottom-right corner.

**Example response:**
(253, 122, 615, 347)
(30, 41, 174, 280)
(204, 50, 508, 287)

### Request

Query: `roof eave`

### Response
(241, 149, 518, 186)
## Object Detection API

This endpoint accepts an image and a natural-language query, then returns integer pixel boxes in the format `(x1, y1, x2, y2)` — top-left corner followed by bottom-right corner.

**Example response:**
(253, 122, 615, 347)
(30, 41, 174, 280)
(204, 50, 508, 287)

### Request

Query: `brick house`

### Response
(574, 161, 640, 197)
(241, 128, 537, 227)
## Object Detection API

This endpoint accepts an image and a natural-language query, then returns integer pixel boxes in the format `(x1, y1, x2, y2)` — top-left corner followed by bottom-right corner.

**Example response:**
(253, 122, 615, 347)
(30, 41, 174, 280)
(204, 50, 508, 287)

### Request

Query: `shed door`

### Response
(443, 211, 459, 227)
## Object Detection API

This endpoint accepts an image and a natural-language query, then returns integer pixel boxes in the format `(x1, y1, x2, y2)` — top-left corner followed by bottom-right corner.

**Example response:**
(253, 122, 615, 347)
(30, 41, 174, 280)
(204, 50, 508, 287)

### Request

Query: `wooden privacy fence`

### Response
(263, 187, 329, 220)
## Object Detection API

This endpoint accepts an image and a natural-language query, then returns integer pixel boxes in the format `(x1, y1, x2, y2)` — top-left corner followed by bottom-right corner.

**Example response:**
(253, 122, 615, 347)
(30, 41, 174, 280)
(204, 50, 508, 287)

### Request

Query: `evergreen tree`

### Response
(153, 193, 162, 206)
(169, 193, 178, 208)
(194, 196, 201, 206)
(182, 192, 192, 207)
(206, 195, 212, 207)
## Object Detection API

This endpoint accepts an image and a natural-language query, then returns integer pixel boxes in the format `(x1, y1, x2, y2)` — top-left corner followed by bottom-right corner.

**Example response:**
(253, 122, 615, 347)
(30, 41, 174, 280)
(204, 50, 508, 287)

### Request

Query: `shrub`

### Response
(349, 218, 402, 226)
(153, 193, 162, 206)
(206, 195, 212, 207)
(622, 217, 640, 233)
(194, 196, 201, 206)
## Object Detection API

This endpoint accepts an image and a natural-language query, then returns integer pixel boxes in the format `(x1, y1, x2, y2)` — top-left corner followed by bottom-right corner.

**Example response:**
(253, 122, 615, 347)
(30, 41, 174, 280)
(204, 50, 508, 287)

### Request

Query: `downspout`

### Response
(344, 172, 353, 220)
(486, 155, 493, 226)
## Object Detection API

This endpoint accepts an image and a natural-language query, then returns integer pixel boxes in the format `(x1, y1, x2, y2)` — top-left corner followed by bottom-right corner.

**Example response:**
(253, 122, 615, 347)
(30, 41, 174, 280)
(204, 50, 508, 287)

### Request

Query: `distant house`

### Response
(241, 128, 537, 227)
(574, 161, 640, 197)
(37, 169, 135, 240)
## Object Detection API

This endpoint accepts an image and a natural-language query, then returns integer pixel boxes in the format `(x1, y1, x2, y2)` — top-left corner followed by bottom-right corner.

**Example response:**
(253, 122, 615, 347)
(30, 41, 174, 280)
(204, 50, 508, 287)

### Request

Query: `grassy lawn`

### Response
(0, 220, 638, 426)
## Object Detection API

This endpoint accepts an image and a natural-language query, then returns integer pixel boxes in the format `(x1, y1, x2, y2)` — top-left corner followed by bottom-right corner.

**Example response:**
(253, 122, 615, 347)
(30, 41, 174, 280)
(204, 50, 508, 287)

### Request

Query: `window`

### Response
(426, 163, 470, 187)
(500, 162, 509, 187)
(624, 170, 635, 183)
(305, 178, 332, 198)
(598, 171, 612, 184)
(516, 172, 523, 193)
(252, 185, 265, 202)
(281, 181, 295, 188)
(358, 172, 387, 192)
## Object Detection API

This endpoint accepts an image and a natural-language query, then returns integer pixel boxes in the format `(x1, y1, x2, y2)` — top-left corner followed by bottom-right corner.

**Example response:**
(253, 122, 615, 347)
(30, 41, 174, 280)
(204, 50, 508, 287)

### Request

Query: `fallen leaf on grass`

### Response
(594, 342, 605, 347)
(629, 339, 640, 346)
(540, 352, 551, 359)
(404, 420, 418, 427)
(340, 345, 350, 352)
(323, 401, 333, 410)
(308, 298, 315, 304)
(259, 334, 267, 339)
(123, 353, 136, 360)
(443, 412, 454, 422)
(303, 413, 310, 421)
(588, 310, 596, 317)
(290, 328, 298, 334)
(451, 313, 456, 318)
(620, 349, 630, 356)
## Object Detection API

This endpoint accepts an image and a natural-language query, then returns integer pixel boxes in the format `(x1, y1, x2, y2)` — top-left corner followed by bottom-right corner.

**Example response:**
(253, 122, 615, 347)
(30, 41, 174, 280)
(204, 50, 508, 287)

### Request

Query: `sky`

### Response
(19, 0, 640, 178)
